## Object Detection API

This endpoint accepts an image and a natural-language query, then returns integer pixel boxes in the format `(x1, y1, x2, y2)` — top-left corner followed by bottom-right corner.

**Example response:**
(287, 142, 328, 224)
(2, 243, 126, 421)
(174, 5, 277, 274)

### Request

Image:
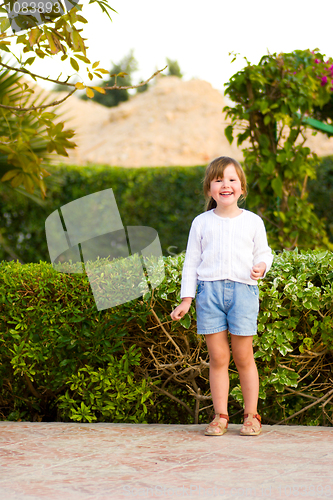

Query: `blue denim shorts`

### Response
(196, 279, 259, 336)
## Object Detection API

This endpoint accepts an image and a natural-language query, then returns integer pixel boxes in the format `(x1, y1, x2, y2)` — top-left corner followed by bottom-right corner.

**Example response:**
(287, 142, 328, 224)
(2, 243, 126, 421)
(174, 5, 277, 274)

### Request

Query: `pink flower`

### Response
(315, 59, 321, 63)
(321, 75, 328, 86)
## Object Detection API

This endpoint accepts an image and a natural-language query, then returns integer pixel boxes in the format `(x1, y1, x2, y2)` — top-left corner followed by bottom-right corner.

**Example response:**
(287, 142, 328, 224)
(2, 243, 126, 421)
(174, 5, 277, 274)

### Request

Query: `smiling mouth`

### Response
(220, 192, 233, 196)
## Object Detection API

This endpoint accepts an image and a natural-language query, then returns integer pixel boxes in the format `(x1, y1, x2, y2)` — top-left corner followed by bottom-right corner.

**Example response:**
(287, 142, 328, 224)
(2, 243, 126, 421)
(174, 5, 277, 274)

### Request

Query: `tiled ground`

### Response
(0, 422, 332, 500)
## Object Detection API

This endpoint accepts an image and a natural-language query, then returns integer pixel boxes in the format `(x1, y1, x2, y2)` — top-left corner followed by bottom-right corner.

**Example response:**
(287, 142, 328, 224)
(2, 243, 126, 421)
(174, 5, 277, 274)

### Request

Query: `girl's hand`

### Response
(250, 262, 266, 280)
(170, 298, 192, 321)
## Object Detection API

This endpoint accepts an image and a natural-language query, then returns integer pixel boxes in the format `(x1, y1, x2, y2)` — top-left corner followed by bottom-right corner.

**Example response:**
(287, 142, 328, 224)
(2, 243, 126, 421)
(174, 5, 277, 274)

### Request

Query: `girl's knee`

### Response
(232, 346, 254, 369)
(210, 348, 230, 368)
(231, 336, 254, 368)
(233, 351, 256, 371)
(205, 330, 230, 368)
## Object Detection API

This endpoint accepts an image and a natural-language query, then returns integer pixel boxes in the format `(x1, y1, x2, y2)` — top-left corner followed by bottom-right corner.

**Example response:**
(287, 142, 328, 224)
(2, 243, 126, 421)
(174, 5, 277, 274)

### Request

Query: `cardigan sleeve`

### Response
(253, 217, 274, 277)
(180, 218, 203, 298)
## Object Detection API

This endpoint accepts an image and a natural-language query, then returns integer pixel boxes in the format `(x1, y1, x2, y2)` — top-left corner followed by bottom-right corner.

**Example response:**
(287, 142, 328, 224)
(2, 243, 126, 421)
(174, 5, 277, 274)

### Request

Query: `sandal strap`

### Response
(215, 413, 229, 422)
(244, 413, 261, 426)
(205, 413, 229, 435)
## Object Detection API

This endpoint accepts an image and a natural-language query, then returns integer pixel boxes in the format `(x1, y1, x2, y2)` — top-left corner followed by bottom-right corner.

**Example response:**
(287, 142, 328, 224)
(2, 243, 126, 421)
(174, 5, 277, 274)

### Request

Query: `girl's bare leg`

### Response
(230, 335, 259, 414)
(205, 330, 230, 417)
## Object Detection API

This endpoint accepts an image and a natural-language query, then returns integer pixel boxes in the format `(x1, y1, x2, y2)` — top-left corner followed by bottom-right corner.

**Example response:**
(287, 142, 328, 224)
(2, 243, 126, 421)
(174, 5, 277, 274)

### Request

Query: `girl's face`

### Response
(208, 164, 244, 210)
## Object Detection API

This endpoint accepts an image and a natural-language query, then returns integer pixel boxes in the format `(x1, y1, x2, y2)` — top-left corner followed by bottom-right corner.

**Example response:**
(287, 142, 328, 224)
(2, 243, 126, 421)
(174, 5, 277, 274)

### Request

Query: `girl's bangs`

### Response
(207, 162, 229, 182)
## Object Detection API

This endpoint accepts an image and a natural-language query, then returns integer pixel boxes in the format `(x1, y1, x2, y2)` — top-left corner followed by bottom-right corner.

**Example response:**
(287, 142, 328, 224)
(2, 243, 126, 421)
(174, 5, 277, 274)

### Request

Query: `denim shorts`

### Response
(196, 279, 259, 336)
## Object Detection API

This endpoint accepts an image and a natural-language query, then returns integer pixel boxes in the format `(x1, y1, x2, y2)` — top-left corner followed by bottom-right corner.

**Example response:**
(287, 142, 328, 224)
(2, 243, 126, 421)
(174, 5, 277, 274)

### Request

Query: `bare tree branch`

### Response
(150, 307, 183, 357)
(0, 63, 167, 112)
(275, 388, 333, 425)
(151, 384, 194, 417)
(0, 88, 77, 112)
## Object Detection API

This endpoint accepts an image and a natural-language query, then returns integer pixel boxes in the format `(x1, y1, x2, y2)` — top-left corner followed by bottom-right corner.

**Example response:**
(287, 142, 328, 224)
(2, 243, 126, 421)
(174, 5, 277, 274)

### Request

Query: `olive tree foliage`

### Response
(0, 2, 164, 198)
(224, 49, 333, 251)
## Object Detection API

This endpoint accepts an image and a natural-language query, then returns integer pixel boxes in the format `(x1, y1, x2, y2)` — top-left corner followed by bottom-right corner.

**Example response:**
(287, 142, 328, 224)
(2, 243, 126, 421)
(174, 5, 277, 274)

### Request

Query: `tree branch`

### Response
(23, 373, 42, 399)
(0, 63, 167, 112)
(0, 88, 77, 112)
(0, 60, 76, 87)
(151, 384, 194, 417)
(103, 66, 167, 90)
(275, 388, 333, 425)
(150, 307, 183, 357)
(284, 387, 317, 400)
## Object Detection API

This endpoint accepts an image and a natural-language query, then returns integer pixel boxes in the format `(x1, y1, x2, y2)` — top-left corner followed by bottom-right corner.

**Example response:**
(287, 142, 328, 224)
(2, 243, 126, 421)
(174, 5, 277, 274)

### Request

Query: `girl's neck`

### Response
(213, 206, 243, 219)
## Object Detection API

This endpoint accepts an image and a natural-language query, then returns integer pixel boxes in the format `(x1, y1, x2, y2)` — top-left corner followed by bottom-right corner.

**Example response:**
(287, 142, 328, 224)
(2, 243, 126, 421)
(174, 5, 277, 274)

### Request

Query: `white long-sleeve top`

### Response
(180, 209, 274, 298)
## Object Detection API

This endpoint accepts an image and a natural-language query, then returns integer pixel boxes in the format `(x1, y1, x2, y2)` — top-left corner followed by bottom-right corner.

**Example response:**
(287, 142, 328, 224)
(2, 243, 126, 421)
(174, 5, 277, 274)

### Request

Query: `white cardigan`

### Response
(180, 209, 274, 298)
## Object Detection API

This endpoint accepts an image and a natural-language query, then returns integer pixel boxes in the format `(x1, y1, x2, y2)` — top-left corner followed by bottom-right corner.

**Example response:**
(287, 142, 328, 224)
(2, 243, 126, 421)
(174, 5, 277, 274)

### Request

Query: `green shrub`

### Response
(308, 156, 333, 243)
(0, 164, 206, 264)
(0, 249, 332, 425)
(57, 347, 153, 423)
(0, 259, 152, 422)
(131, 249, 333, 426)
(224, 49, 333, 250)
(1, 158, 332, 266)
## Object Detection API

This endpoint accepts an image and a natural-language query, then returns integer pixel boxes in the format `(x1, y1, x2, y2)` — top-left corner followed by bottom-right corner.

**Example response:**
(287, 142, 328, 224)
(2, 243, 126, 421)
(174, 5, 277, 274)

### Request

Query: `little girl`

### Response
(170, 156, 273, 436)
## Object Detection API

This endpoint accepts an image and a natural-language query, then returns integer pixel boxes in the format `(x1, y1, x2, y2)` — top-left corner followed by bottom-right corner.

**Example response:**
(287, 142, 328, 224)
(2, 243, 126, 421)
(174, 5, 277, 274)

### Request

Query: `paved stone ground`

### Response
(0, 422, 332, 500)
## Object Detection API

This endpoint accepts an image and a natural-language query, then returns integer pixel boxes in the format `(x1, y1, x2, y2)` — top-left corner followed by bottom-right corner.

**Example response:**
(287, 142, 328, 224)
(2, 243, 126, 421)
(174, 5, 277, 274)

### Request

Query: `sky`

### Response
(12, 0, 333, 93)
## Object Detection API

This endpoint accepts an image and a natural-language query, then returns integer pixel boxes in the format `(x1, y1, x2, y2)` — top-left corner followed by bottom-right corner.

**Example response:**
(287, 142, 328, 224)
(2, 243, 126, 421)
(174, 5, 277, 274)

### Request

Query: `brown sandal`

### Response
(240, 413, 262, 436)
(204, 413, 229, 436)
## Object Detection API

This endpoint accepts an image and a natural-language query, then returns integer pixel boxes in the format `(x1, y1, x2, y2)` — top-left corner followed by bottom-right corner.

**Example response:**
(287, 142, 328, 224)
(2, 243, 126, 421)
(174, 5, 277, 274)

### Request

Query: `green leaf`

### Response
(224, 125, 234, 145)
(264, 114, 271, 125)
(24, 57, 35, 66)
(70, 57, 79, 71)
(0, 17, 10, 32)
(75, 54, 90, 64)
(179, 313, 191, 329)
(271, 176, 283, 198)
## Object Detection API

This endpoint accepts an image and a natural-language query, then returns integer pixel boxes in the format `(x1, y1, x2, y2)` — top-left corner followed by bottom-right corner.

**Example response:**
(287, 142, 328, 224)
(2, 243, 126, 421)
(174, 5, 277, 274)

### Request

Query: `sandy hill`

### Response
(40, 76, 333, 166)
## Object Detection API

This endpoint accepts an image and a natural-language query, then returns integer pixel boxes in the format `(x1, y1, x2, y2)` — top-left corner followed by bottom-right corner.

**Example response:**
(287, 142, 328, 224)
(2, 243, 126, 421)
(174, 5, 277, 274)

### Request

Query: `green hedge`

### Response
(308, 155, 333, 241)
(0, 260, 153, 422)
(0, 164, 206, 264)
(0, 157, 332, 264)
(0, 249, 332, 425)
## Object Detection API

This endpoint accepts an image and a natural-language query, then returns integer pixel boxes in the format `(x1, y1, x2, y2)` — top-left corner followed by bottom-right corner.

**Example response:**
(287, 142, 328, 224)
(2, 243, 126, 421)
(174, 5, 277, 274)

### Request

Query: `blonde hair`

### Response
(203, 156, 247, 211)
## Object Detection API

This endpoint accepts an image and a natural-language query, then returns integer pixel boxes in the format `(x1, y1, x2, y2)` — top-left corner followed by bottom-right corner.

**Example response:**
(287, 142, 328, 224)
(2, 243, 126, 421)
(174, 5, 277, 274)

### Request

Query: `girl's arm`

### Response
(170, 297, 192, 321)
(253, 219, 274, 278)
(171, 216, 202, 321)
(180, 217, 203, 298)
(250, 262, 266, 280)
